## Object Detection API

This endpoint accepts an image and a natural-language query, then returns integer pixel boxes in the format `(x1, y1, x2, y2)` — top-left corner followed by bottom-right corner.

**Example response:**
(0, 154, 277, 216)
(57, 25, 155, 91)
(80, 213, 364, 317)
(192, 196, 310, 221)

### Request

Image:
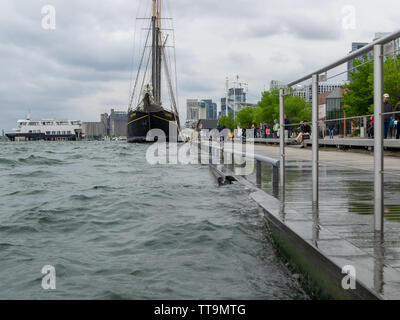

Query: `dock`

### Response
(206, 142, 400, 299)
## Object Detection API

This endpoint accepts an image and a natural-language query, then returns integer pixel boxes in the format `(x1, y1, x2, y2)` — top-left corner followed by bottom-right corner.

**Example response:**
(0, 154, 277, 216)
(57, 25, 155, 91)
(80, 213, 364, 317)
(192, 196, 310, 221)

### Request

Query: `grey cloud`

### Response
(1, 0, 399, 131)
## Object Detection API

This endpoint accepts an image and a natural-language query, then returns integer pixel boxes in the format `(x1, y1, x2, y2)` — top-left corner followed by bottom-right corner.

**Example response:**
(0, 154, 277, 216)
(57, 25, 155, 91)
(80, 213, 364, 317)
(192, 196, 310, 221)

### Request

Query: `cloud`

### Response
(0, 0, 399, 131)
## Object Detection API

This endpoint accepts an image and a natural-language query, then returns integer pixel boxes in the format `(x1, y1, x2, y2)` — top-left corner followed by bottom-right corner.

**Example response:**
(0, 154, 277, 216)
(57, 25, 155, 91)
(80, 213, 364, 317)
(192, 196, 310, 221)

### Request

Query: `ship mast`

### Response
(152, 0, 162, 105)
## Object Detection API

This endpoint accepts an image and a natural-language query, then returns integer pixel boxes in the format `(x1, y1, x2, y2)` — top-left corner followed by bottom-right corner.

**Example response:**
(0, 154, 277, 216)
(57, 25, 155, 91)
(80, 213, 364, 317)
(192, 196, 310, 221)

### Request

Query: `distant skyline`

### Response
(1, 0, 399, 131)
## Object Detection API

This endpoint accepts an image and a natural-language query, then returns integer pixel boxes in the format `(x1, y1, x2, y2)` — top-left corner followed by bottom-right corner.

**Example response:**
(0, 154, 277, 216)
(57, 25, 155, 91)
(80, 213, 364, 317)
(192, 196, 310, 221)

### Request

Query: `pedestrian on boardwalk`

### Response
(368, 116, 374, 139)
(296, 121, 311, 148)
(284, 115, 291, 138)
(394, 102, 400, 140)
(266, 126, 271, 139)
(273, 120, 279, 139)
(328, 122, 335, 139)
(383, 94, 393, 139)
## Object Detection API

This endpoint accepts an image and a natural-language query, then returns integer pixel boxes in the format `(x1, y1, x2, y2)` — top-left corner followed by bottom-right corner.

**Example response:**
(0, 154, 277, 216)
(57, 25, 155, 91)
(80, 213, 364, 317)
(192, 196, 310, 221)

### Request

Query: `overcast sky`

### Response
(1, 0, 399, 131)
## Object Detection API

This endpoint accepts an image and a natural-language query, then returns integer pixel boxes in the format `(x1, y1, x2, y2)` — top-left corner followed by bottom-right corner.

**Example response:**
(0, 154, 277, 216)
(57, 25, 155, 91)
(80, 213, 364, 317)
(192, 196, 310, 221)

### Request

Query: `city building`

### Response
(202, 99, 218, 120)
(82, 109, 127, 139)
(318, 92, 331, 138)
(325, 88, 351, 136)
(292, 83, 346, 103)
(220, 87, 247, 117)
(186, 99, 200, 122)
(347, 42, 368, 81)
(270, 80, 288, 91)
(109, 109, 127, 137)
(186, 99, 218, 124)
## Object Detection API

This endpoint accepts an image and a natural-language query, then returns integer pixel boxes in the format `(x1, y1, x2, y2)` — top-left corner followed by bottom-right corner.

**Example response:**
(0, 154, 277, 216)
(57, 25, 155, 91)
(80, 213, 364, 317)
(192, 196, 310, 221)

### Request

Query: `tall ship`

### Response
(5, 116, 82, 141)
(127, 0, 180, 143)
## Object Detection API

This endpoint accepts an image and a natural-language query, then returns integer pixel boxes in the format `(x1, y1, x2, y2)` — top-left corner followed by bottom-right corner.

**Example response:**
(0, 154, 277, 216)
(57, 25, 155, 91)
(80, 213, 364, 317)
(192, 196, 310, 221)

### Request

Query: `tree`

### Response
(342, 55, 374, 117)
(343, 54, 400, 116)
(384, 55, 400, 105)
(283, 95, 312, 126)
(218, 112, 236, 131)
(236, 107, 255, 128)
(252, 89, 311, 127)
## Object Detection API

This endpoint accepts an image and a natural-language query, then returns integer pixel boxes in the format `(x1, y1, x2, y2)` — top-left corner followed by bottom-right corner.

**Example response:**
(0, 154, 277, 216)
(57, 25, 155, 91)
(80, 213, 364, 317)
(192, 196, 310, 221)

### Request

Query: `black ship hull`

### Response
(127, 109, 179, 143)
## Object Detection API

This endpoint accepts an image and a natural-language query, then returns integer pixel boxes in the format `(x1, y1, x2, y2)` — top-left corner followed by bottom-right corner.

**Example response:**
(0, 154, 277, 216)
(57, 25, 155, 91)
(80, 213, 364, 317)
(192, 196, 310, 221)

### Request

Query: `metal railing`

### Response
(280, 28, 400, 233)
(195, 139, 280, 194)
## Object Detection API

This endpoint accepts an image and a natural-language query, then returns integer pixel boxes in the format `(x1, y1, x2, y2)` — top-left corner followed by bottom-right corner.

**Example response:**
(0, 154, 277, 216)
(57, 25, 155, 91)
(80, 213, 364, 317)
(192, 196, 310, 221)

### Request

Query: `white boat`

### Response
(6, 117, 82, 141)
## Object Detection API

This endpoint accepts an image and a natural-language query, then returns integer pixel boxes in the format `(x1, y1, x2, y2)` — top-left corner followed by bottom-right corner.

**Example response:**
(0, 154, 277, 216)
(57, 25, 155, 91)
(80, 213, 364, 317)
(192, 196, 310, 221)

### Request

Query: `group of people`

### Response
(264, 116, 292, 139)
(368, 94, 400, 140)
(263, 116, 311, 148)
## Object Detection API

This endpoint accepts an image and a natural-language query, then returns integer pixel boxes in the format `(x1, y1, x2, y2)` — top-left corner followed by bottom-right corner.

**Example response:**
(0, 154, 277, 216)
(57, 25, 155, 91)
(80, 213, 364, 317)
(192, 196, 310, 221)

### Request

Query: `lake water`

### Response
(0, 141, 304, 299)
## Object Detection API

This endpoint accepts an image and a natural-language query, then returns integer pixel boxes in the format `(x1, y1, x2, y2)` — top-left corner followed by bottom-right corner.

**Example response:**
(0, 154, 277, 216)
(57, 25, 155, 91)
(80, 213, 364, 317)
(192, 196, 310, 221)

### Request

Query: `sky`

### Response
(0, 0, 399, 131)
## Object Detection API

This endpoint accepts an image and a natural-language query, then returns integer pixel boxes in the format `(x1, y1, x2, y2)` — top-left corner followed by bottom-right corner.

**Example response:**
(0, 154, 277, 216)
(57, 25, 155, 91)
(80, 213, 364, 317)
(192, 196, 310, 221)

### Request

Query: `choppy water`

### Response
(0, 141, 303, 300)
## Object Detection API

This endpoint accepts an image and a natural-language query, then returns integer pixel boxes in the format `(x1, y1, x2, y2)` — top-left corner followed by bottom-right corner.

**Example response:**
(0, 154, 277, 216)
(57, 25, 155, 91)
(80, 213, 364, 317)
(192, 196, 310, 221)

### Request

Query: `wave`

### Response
(17, 155, 64, 166)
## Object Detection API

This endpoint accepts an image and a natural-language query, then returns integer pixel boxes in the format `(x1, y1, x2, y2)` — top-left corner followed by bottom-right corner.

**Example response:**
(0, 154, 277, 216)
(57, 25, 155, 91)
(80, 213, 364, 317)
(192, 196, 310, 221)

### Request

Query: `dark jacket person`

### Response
(383, 94, 393, 139)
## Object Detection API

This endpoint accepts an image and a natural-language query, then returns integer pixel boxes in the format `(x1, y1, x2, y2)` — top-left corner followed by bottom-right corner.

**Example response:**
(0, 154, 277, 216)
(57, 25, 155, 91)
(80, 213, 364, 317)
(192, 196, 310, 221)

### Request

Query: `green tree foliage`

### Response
(343, 54, 400, 116)
(342, 55, 374, 116)
(253, 89, 311, 127)
(218, 112, 237, 131)
(384, 55, 400, 105)
(236, 107, 255, 128)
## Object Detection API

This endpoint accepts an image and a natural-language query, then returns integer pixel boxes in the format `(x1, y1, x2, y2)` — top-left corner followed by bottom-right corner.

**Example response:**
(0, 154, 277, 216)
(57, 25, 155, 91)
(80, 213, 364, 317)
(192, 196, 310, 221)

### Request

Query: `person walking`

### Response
(296, 121, 311, 148)
(284, 115, 291, 138)
(394, 102, 400, 140)
(383, 94, 393, 139)
(328, 123, 335, 139)
(273, 120, 279, 139)
(368, 115, 374, 139)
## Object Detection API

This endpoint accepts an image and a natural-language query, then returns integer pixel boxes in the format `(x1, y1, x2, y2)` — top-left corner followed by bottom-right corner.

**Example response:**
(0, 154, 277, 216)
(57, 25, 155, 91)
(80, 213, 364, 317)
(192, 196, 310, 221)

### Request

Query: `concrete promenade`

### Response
(215, 143, 400, 299)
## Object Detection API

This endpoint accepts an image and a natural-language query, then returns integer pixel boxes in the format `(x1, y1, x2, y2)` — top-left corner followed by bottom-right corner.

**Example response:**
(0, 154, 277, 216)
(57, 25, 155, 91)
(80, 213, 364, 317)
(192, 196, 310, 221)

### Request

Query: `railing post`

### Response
(279, 89, 285, 190)
(231, 140, 235, 170)
(312, 74, 319, 207)
(198, 139, 201, 164)
(209, 143, 212, 165)
(256, 160, 262, 187)
(374, 44, 384, 233)
(272, 165, 279, 197)
(221, 143, 224, 165)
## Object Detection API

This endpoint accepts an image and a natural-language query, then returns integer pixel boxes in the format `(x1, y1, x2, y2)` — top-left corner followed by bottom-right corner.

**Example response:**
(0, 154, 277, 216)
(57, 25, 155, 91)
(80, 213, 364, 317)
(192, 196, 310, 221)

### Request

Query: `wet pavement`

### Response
(241, 145, 400, 299)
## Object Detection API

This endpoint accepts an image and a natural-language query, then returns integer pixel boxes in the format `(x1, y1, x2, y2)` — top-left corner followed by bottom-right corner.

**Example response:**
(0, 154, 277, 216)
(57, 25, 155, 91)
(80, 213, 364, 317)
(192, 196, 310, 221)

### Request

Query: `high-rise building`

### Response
(82, 109, 127, 139)
(186, 99, 200, 122)
(186, 99, 218, 122)
(202, 99, 217, 120)
(220, 87, 247, 117)
(347, 42, 368, 81)
(270, 80, 288, 91)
